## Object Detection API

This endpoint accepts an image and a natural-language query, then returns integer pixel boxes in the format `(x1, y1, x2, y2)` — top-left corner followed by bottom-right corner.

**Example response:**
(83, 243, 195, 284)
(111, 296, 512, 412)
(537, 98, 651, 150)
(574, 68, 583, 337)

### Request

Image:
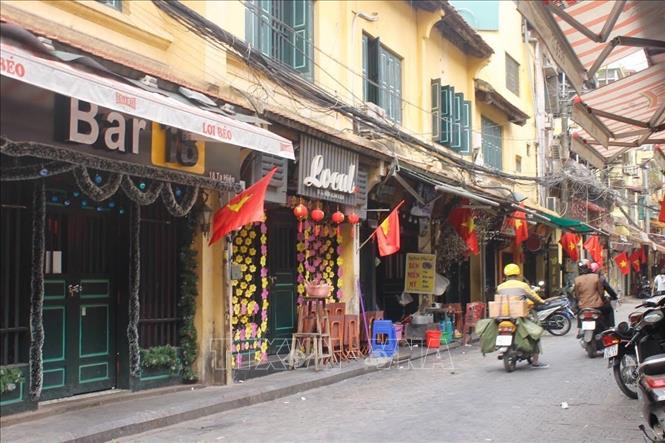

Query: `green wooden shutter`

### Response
(362, 35, 369, 101)
(440, 86, 453, 145)
(431, 80, 441, 142)
(290, 0, 312, 77)
(451, 93, 464, 150)
(257, 0, 272, 57)
(378, 46, 389, 114)
(461, 100, 471, 153)
(393, 56, 402, 123)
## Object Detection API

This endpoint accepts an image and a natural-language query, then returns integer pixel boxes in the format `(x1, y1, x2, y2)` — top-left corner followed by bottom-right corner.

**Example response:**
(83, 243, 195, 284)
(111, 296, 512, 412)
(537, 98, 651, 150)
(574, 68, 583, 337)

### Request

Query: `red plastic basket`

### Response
(425, 330, 441, 349)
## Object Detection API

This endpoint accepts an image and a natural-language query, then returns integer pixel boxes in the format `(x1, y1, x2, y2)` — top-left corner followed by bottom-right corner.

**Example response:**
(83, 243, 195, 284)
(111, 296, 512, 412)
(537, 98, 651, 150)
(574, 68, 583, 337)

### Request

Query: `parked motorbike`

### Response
(578, 307, 609, 358)
(495, 318, 537, 372)
(535, 296, 574, 336)
(638, 277, 653, 299)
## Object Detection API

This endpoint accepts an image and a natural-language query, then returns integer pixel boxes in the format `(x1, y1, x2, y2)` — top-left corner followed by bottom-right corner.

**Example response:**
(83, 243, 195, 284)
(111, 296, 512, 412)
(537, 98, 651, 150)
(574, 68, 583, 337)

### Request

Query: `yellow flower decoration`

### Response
(240, 316, 248, 324)
(261, 341, 268, 353)
(249, 231, 257, 239)
(235, 236, 243, 245)
(262, 300, 269, 309)
(240, 230, 247, 238)
(260, 235, 267, 243)
(235, 344, 240, 352)
(296, 243, 305, 252)
(245, 257, 253, 265)
(326, 254, 332, 260)
(244, 237, 252, 246)
(235, 255, 244, 264)
(297, 284, 305, 294)
(232, 317, 238, 325)
(260, 257, 266, 267)
(325, 240, 332, 247)
(232, 296, 239, 304)
(244, 274, 252, 282)
(249, 265, 257, 273)
(261, 278, 268, 288)
(297, 264, 304, 273)
(240, 281, 248, 289)
(239, 245, 248, 254)
(241, 264, 248, 272)
(337, 257, 344, 266)
(249, 284, 257, 293)
(233, 305, 240, 315)
(249, 248, 257, 256)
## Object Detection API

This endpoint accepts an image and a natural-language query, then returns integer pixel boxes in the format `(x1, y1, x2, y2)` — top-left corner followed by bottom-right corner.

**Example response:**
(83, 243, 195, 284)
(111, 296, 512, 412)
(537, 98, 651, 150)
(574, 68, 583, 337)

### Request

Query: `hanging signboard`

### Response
(298, 135, 367, 208)
(404, 253, 437, 294)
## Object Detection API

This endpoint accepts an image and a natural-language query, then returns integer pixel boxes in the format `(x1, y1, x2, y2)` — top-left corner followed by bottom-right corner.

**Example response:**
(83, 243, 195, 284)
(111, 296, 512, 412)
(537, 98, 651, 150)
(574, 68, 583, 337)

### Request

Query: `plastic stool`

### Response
(371, 320, 397, 357)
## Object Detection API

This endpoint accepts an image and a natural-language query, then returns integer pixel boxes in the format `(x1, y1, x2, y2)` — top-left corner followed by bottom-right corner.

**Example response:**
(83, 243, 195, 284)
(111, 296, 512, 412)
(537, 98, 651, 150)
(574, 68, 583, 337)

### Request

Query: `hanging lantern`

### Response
(332, 210, 344, 236)
(347, 212, 360, 225)
(311, 207, 325, 236)
(293, 203, 309, 233)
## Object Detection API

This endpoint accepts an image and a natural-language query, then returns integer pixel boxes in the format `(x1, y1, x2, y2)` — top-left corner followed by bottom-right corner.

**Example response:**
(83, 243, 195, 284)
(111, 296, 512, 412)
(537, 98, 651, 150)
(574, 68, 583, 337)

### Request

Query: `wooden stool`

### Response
(325, 302, 346, 317)
(290, 295, 332, 370)
(328, 314, 345, 362)
(344, 314, 362, 359)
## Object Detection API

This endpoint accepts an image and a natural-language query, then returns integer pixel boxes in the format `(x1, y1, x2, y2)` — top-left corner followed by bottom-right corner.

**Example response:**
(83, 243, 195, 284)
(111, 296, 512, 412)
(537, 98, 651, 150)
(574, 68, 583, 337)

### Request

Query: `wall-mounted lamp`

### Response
(199, 190, 213, 238)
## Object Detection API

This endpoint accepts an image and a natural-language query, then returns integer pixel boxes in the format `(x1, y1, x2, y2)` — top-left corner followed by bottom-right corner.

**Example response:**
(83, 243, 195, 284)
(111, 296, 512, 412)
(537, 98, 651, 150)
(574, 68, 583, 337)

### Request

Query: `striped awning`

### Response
(572, 62, 665, 159)
(517, 1, 665, 94)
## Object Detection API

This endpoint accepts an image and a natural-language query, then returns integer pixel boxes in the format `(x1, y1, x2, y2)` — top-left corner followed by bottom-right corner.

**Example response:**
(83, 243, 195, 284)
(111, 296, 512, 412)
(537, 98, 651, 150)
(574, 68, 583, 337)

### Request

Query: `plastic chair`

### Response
(328, 314, 345, 362)
(371, 320, 397, 357)
(344, 314, 361, 359)
(325, 302, 346, 317)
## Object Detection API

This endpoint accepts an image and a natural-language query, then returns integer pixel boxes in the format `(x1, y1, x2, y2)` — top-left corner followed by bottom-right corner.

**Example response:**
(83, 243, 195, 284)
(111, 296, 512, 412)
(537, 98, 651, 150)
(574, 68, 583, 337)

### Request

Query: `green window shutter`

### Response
(257, 0, 272, 57)
(451, 93, 463, 150)
(482, 116, 502, 169)
(378, 47, 389, 113)
(431, 80, 441, 142)
(461, 100, 471, 153)
(440, 86, 453, 145)
(362, 35, 369, 101)
(290, 0, 313, 77)
(393, 56, 402, 123)
(364, 34, 380, 105)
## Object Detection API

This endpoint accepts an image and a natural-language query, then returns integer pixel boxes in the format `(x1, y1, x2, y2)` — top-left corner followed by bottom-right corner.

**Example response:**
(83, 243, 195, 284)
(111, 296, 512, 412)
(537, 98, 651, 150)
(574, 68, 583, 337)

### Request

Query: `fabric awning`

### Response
(542, 213, 596, 233)
(517, 1, 665, 95)
(572, 62, 665, 159)
(0, 41, 295, 160)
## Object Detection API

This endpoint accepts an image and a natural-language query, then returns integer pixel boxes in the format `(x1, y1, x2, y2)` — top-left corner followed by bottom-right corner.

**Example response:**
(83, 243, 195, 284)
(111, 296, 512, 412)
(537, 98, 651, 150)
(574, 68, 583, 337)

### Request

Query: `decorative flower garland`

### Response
(28, 180, 45, 400)
(296, 220, 343, 304)
(121, 176, 164, 205)
(127, 202, 141, 378)
(72, 166, 123, 202)
(231, 221, 269, 368)
(161, 182, 199, 218)
(177, 210, 199, 382)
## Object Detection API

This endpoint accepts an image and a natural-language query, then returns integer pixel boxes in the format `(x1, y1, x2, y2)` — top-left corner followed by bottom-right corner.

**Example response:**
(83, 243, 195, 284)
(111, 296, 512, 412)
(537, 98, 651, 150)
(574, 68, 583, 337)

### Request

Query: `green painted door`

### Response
(267, 210, 297, 353)
(41, 209, 116, 400)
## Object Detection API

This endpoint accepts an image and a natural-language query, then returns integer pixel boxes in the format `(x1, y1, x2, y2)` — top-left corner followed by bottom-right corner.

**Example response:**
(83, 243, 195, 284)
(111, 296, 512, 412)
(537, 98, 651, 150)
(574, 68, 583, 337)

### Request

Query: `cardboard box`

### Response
(489, 300, 529, 318)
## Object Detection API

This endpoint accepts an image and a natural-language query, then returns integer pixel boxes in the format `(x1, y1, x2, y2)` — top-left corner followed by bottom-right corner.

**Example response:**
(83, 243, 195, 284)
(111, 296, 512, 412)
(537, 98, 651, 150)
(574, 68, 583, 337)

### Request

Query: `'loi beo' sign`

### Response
(298, 135, 360, 205)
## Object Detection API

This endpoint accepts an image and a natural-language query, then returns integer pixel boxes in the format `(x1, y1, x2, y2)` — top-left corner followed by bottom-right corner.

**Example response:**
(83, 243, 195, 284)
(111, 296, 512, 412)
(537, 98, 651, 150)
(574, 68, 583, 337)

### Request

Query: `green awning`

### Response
(543, 214, 595, 233)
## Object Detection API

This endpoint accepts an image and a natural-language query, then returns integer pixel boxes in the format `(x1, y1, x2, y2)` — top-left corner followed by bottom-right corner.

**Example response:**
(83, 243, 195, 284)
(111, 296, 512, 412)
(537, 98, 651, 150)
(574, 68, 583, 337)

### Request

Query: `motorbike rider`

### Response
(574, 260, 617, 333)
(590, 261, 619, 322)
(653, 267, 665, 297)
(497, 263, 548, 368)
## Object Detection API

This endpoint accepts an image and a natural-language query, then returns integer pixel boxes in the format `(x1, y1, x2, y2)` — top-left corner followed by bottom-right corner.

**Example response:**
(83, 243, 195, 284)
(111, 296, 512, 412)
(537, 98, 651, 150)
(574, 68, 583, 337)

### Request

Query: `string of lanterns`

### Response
(291, 199, 361, 236)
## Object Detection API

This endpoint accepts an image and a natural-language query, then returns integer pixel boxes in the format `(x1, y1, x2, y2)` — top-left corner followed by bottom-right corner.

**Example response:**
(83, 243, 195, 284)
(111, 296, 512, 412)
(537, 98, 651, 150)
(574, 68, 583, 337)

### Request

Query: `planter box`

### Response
(0, 365, 37, 416)
(130, 366, 182, 391)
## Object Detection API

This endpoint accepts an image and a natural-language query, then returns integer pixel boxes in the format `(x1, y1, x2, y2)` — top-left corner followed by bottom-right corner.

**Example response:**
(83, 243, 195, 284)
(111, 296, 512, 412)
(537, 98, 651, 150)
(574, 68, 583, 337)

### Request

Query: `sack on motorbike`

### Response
(514, 317, 544, 353)
(475, 318, 498, 354)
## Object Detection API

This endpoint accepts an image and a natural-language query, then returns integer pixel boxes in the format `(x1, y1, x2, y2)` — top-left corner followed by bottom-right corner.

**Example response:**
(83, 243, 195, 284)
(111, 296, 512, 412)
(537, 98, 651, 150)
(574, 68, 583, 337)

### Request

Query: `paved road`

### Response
(124, 301, 644, 443)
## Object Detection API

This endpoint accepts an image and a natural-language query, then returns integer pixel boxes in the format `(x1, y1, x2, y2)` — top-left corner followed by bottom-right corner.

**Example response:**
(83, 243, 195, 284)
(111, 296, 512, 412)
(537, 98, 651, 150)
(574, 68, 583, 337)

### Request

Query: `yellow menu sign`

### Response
(404, 253, 436, 294)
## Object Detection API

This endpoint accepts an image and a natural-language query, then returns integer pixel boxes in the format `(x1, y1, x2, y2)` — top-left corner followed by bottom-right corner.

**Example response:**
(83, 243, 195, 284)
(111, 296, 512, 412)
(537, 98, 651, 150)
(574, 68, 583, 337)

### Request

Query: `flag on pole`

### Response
(448, 199, 479, 255)
(374, 201, 404, 257)
(614, 252, 630, 276)
(559, 232, 580, 262)
(511, 209, 529, 247)
(208, 167, 276, 246)
(583, 235, 603, 266)
(629, 249, 642, 273)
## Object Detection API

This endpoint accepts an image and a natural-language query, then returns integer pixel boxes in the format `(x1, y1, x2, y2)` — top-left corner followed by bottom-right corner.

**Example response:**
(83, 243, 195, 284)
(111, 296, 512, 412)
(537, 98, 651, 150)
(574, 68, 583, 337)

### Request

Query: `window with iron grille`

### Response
(96, 0, 122, 10)
(481, 116, 502, 169)
(505, 53, 520, 96)
(431, 80, 471, 153)
(362, 34, 402, 123)
(245, 0, 313, 78)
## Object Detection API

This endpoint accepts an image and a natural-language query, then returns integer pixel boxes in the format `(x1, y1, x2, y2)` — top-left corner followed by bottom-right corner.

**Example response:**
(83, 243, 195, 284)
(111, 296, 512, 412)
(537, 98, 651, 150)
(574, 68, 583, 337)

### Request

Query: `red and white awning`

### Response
(572, 62, 665, 159)
(517, 0, 665, 94)
(0, 42, 295, 160)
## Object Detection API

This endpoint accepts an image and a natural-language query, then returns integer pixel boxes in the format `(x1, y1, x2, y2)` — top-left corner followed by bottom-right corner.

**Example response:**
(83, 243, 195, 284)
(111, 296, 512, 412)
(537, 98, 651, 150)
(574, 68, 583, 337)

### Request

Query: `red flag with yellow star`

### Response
(629, 249, 642, 273)
(659, 198, 665, 223)
(559, 232, 580, 262)
(448, 199, 479, 255)
(583, 235, 603, 267)
(374, 201, 404, 257)
(614, 252, 630, 276)
(208, 167, 276, 246)
(511, 209, 529, 247)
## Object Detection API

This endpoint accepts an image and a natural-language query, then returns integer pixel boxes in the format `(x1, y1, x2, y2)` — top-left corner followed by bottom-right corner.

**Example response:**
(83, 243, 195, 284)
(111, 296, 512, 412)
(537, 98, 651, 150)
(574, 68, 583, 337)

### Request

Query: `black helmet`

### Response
(578, 259, 590, 274)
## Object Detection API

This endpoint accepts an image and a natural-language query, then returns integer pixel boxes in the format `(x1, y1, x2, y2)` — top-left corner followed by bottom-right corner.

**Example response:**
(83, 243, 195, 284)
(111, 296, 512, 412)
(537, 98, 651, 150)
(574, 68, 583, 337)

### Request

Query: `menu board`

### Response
(404, 253, 436, 294)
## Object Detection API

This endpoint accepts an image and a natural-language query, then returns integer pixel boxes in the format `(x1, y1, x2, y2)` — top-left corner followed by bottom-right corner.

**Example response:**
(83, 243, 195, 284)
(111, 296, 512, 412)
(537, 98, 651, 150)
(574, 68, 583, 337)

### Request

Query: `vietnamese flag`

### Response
(448, 199, 479, 255)
(629, 249, 642, 273)
(374, 201, 404, 257)
(659, 198, 665, 223)
(511, 209, 529, 247)
(559, 232, 580, 262)
(583, 235, 603, 266)
(614, 252, 630, 276)
(208, 168, 276, 246)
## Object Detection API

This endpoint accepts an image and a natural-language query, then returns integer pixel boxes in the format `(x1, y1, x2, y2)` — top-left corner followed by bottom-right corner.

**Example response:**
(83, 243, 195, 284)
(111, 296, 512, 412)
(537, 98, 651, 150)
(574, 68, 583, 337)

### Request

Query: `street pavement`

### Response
(123, 300, 644, 443)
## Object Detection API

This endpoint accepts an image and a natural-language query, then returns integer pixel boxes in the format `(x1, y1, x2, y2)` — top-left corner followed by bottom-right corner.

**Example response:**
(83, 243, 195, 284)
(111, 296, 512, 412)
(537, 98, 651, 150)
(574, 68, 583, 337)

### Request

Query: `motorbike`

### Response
(578, 307, 609, 358)
(535, 296, 574, 336)
(638, 277, 653, 299)
(495, 317, 537, 372)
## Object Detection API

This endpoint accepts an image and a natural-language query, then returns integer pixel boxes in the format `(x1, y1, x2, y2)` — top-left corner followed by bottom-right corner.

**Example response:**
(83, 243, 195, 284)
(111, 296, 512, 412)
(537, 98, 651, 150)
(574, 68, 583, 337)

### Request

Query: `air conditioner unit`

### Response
(361, 102, 387, 120)
(546, 196, 560, 213)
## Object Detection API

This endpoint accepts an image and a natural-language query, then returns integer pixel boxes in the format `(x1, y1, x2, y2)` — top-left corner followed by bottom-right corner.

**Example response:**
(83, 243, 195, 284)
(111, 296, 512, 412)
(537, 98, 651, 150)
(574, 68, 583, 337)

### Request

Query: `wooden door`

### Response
(266, 210, 297, 352)
(41, 209, 117, 400)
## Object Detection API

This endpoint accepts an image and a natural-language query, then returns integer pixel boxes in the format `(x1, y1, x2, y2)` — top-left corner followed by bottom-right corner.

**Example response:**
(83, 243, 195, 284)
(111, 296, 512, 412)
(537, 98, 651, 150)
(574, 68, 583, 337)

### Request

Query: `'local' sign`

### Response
(297, 135, 361, 205)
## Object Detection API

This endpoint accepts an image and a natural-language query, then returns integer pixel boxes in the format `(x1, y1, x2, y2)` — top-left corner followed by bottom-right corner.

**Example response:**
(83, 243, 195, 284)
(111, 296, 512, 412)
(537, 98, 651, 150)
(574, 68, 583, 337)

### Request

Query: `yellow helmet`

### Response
(504, 263, 521, 277)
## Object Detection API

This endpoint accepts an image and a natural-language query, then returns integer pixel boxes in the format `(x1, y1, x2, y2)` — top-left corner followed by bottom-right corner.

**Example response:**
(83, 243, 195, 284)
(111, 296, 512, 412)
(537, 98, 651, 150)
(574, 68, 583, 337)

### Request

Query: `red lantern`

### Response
(311, 208, 325, 222)
(311, 208, 324, 236)
(332, 210, 344, 236)
(293, 203, 308, 233)
(347, 213, 360, 225)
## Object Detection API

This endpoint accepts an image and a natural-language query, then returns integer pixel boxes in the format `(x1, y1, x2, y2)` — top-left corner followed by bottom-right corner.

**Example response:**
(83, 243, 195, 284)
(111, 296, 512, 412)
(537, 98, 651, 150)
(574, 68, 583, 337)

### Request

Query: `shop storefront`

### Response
(0, 29, 293, 413)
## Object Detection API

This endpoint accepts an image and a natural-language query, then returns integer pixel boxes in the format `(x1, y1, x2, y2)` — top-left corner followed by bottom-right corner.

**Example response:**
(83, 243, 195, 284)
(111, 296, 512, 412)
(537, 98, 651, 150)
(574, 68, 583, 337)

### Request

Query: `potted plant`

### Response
(139, 345, 182, 379)
(0, 367, 24, 395)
